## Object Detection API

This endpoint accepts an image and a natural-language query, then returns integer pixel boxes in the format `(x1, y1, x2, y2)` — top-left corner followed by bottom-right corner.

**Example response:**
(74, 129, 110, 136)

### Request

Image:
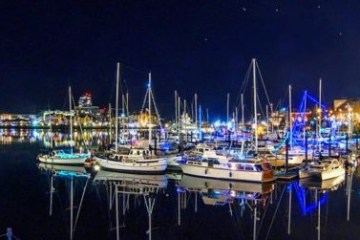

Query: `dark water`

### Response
(1, 142, 360, 240)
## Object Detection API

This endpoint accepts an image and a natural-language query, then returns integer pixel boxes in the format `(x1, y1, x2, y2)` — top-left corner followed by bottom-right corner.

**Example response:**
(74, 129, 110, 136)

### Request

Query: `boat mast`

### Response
(226, 93, 230, 123)
(148, 72, 152, 148)
(241, 93, 244, 129)
(109, 103, 112, 145)
(252, 59, 258, 154)
(303, 91, 307, 145)
(175, 90, 178, 131)
(289, 85, 292, 149)
(195, 93, 198, 129)
(319, 78, 322, 134)
(69, 86, 73, 152)
(115, 62, 120, 152)
(319, 78, 322, 152)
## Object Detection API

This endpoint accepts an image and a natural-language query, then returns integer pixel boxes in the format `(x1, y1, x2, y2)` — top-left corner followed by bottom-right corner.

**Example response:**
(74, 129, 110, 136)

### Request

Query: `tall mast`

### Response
(175, 91, 178, 129)
(195, 93, 198, 127)
(319, 78, 322, 135)
(266, 104, 269, 135)
(68, 86, 73, 152)
(115, 62, 120, 152)
(226, 93, 230, 123)
(235, 107, 238, 131)
(178, 96, 181, 139)
(319, 78, 322, 151)
(252, 59, 258, 154)
(109, 103, 112, 145)
(289, 85, 292, 149)
(126, 92, 129, 117)
(303, 91, 307, 144)
(270, 103, 273, 133)
(241, 93, 245, 129)
(206, 108, 209, 124)
(122, 94, 125, 117)
(148, 72, 152, 147)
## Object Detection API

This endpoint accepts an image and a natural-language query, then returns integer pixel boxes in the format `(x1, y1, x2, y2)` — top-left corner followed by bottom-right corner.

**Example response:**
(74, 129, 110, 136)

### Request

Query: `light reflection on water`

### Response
(0, 134, 360, 239)
(0, 129, 109, 147)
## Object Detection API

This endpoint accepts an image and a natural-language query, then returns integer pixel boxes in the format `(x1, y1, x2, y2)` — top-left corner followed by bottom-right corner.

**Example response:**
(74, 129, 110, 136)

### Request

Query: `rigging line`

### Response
(151, 92, 163, 128)
(71, 94, 86, 148)
(141, 88, 149, 112)
(264, 186, 286, 240)
(256, 61, 272, 107)
(235, 61, 252, 107)
(256, 196, 272, 239)
(74, 177, 90, 232)
(256, 93, 266, 120)
(274, 87, 289, 111)
(121, 63, 148, 75)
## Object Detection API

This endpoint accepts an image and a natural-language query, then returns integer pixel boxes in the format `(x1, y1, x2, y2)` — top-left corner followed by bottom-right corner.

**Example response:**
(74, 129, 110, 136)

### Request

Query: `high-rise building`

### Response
(78, 93, 93, 108)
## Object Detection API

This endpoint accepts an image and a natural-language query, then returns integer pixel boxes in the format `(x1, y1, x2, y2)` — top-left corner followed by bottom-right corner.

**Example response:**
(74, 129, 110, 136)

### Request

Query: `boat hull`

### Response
(94, 156, 167, 174)
(38, 154, 88, 165)
(299, 167, 345, 180)
(180, 164, 275, 182)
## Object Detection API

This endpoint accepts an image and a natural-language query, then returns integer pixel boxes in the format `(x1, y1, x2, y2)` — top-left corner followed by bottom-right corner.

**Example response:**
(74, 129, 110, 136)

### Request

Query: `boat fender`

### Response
(205, 169, 208, 174)
(229, 172, 232, 178)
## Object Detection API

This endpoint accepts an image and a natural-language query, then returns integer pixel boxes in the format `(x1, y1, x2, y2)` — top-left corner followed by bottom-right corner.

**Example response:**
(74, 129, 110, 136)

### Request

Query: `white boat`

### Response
(180, 157, 275, 182)
(37, 149, 90, 165)
(94, 148, 167, 173)
(37, 86, 90, 165)
(299, 158, 345, 180)
(185, 143, 231, 164)
(94, 66, 167, 174)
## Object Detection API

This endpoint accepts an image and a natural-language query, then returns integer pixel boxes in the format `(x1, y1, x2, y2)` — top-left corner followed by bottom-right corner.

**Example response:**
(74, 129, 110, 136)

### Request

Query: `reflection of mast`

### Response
(346, 173, 353, 222)
(49, 174, 54, 216)
(101, 173, 167, 240)
(288, 184, 292, 235)
(144, 195, 156, 240)
(253, 199, 257, 240)
(69, 175, 90, 240)
(317, 189, 321, 240)
(114, 182, 158, 240)
(177, 189, 181, 226)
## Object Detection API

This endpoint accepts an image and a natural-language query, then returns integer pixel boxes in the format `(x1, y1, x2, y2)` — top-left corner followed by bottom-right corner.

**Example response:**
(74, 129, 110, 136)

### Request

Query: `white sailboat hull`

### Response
(299, 166, 345, 180)
(94, 156, 167, 173)
(180, 164, 274, 182)
(38, 154, 89, 165)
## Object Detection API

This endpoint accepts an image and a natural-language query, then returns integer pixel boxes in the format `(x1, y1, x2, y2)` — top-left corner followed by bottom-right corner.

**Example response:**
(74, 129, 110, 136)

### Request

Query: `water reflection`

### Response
(93, 171, 168, 240)
(0, 129, 109, 147)
(296, 175, 346, 240)
(39, 163, 91, 240)
(177, 175, 274, 240)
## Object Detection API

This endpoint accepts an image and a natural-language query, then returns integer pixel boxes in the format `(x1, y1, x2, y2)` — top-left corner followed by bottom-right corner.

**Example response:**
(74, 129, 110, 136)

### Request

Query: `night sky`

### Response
(1, 1, 360, 120)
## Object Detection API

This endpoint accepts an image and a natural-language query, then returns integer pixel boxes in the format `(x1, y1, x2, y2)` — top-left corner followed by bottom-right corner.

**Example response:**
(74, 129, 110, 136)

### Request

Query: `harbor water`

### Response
(0, 131, 360, 240)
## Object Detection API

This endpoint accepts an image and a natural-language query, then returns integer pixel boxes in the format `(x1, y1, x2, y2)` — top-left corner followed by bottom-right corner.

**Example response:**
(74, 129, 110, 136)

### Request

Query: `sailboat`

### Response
(37, 86, 90, 165)
(93, 64, 167, 173)
(299, 158, 345, 180)
(180, 59, 275, 182)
